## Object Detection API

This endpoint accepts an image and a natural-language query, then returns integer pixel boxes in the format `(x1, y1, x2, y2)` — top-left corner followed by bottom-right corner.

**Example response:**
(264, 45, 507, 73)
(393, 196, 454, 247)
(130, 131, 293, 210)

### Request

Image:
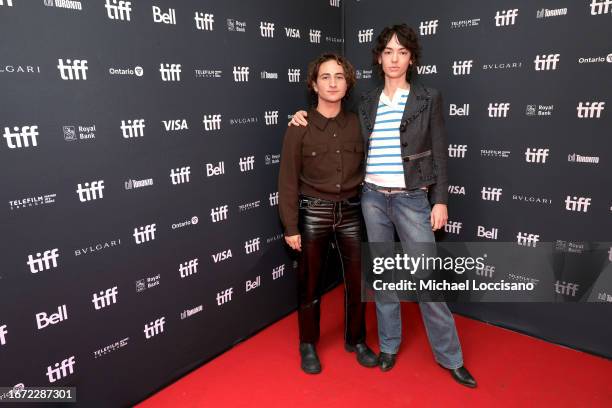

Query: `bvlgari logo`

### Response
(512, 193, 552, 205)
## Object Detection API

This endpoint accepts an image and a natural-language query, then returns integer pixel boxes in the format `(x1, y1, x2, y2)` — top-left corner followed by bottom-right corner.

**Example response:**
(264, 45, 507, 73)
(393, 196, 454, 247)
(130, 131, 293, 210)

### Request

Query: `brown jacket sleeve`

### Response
(278, 125, 305, 236)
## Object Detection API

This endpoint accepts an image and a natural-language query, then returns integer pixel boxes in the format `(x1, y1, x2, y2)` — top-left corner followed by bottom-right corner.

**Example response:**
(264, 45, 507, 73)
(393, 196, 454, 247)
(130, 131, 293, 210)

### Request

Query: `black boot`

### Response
(442, 365, 477, 388)
(378, 352, 397, 372)
(299, 343, 321, 374)
(344, 343, 378, 367)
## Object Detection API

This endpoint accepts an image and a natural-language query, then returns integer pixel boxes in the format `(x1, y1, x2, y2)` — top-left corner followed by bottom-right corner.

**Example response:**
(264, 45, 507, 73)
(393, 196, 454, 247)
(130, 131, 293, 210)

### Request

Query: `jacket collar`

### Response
(308, 108, 348, 131)
(360, 82, 430, 131)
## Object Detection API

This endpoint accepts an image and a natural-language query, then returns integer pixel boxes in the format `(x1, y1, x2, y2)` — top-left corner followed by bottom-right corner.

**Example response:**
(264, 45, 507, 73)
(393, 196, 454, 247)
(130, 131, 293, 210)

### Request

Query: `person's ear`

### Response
(312, 82, 319, 94)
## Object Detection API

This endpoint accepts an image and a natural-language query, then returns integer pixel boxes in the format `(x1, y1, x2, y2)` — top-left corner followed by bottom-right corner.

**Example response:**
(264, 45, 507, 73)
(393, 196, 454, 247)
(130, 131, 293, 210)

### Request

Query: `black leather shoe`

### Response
(299, 343, 321, 374)
(345, 343, 378, 367)
(443, 365, 477, 388)
(378, 352, 396, 372)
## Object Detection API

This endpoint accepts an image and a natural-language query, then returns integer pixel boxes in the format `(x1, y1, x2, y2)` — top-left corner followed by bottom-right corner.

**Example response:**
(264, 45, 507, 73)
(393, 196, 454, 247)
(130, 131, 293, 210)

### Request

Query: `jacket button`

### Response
(336, 150, 340, 154)
(401, 142, 407, 147)
(335, 184, 341, 188)
(312, 152, 316, 156)
(333, 133, 337, 137)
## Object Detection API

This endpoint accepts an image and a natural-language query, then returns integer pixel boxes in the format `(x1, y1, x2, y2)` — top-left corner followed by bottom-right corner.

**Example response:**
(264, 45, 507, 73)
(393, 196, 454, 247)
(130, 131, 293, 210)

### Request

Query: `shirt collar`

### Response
(379, 87, 410, 108)
(309, 108, 347, 131)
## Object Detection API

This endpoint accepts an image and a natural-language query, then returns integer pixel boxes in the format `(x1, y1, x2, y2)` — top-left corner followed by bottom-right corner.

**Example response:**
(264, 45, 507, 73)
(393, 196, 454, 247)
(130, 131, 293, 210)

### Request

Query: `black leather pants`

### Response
(297, 195, 365, 346)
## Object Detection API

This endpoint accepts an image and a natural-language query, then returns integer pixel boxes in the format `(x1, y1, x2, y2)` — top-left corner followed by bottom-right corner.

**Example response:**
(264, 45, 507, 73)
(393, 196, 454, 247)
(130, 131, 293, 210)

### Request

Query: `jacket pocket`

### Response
(417, 155, 436, 181)
(302, 144, 329, 180)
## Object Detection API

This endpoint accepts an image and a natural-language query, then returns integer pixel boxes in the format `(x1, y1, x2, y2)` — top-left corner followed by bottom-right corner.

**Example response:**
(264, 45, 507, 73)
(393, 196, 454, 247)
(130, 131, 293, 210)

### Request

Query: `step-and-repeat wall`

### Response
(345, 0, 611, 358)
(0, 0, 342, 406)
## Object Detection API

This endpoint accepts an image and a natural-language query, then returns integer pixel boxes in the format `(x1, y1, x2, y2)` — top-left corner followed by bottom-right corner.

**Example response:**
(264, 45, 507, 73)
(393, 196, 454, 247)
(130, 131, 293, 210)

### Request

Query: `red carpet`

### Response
(138, 286, 612, 408)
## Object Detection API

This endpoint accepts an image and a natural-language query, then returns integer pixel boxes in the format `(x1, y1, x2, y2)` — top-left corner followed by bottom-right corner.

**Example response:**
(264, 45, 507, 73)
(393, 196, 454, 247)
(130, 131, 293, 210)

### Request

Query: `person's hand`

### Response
(430, 204, 448, 231)
(288, 110, 308, 127)
(285, 234, 302, 251)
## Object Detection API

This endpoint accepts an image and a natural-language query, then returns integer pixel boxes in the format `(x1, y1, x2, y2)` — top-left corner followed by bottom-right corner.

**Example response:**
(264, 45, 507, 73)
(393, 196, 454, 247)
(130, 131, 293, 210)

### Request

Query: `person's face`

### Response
(378, 33, 412, 80)
(312, 59, 347, 103)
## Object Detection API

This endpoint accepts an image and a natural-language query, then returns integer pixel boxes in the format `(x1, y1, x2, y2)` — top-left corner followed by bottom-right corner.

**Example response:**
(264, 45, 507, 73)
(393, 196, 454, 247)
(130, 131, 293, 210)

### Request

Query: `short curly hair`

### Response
(372, 24, 421, 81)
(306, 53, 356, 101)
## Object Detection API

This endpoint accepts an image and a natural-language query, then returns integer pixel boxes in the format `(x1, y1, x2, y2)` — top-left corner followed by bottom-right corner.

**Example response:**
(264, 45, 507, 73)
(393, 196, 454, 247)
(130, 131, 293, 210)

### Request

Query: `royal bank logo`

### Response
(195, 69, 222, 78)
(93, 337, 129, 359)
(92, 287, 118, 310)
(108, 66, 144, 77)
(179, 258, 198, 278)
(203, 114, 222, 130)
(227, 18, 246, 32)
(233, 66, 250, 82)
(452, 60, 473, 75)
(525, 104, 554, 116)
(480, 149, 511, 158)
(487, 102, 510, 118)
(494, 9, 519, 26)
(62, 124, 96, 141)
(3, 125, 38, 149)
(444, 221, 462, 234)
(450, 18, 480, 29)
(136, 273, 160, 292)
(159, 63, 181, 81)
(210, 205, 229, 222)
(144, 317, 165, 339)
(245, 238, 261, 254)
(162, 119, 188, 132)
(264, 111, 279, 125)
(238, 200, 260, 213)
(357, 29, 374, 43)
(481, 187, 502, 201)
(567, 153, 599, 164)
(171, 216, 199, 230)
(124, 178, 153, 190)
(534, 54, 560, 71)
(355, 69, 372, 80)
(525, 148, 549, 163)
(180, 305, 203, 320)
(194, 12, 214, 31)
(419, 20, 438, 35)
(517, 232, 540, 247)
(590, 0, 612, 15)
(260, 21, 275, 38)
(309, 29, 321, 43)
(0, 64, 41, 75)
(265, 153, 280, 165)
(121, 119, 145, 138)
(416, 65, 437, 75)
(269, 192, 279, 206)
(288, 68, 301, 82)
(576, 101, 605, 118)
(239, 156, 255, 172)
(105, 0, 131, 21)
(27, 248, 59, 274)
(46, 356, 75, 383)
(76, 180, 104, 202)
(536, 8, 567, 18)
(448, 144, 467, 158)
(9, 193, 56, 211)
(555, 240, 587, 254)
(133, 224, 156, 244)
(565, 196, 591, 212)
(152, 6, 176, 25)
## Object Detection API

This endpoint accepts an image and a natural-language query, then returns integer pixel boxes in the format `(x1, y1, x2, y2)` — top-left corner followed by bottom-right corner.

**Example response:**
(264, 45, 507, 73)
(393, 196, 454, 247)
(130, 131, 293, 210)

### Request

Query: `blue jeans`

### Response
(361, 183, 464, 369)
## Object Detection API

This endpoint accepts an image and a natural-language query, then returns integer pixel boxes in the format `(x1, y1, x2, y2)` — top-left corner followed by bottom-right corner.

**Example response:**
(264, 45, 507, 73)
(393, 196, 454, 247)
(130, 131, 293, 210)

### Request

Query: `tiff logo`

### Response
(555, 281, 579, 296)
(534, 54, 560, 71)
(57, 59, 88, 80)
(133, 224, 156, 244)
(121, 119, 145, 138)
(495, 9, 519, 26)
(476, 264, 495, 277)
(309, 29, 321, 43)
(358, 29, 374, 43)
(233, 66, 250, 82)
(217, 287, 234, 305)
(179, 258, 198, 278)
(517, 232, 539, 247)
(36, 304, 68, 330)
(481, 187, 502, 201)
(0, 0, 14, 6)
(565, 196, 591, 212)
(260, 21, 275, 37)
(448, 144, 467, 158)
(488, 102, 510, 118)
(160, 63, 181, 81)
(27, 249, 59, 274)
(0, 324, 6, 345)
(76, 180, 105, 202)
(269, 192, 279, 206)
(525, 148, 549, 163)
(170, 166, 191, 185)
(265, 110, 279, 125)
(419, 20, 438, 35)
(590, 0, 612, 15)
(445, 221, 462, 234)
(239, 156, 255, 172)
(144, 317, 165, 339)
(452, 60, 473, 75)
(245, 238, 260, 254)
(330, 0, 340, 6)
(194, 12, 214, 30)
(272, 264, 285, 280)
(46, 356, 75, 383)
(288, 68, 301, 82)
(577, 101, 605, 118)
(105, 0, 131, 21)
(210, 205, 229, 222)
(3, 125, 38, 149)
(203, 114, 222, 130)
(92, 286, 118, 310)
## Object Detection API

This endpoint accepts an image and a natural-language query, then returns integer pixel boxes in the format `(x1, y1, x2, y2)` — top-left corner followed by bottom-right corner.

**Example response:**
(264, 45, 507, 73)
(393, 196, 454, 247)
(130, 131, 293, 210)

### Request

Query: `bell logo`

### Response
(269, 192, 279, 206)
(92, 287, 118, 310)
(419, 20, 438, 35)
(576, 101, 605, 118)
(534, 54, 560, 71)
(481, 187, 502, 201)
(170, 166, 191, 185)
(246, 276, 261, 292)
(233, 66, 250, 82)
(260, 22, 275, 38)
(27, 248, 59, 274)
(494, 9, 519, 26)
(288, 68, 301, 82)
(565, 196, 591, 212)
(121, 119, 145, 138)
(194, 12, 213, 31)
(517, 232, 539, 247)
(206, 161, 225, 177)
(105, 0, 131, 21)
(159, 63, 181, 81)
(590, 0, 612, 15)
(216, 287, 234, 305)
(76, 180, 105, 202)
(452, 60, 473, 75)
(133, 223, 156, 244)
(357, 29, 373, 43)
(525, 148, 549, 163)
(36, 304, 68, 330)
(179, 259, 198, 278)
(152, 6, 176, 25)
(449, 104, 469, 116)
(477, 226, 499, 240)
(46, 356, 76, 383)
(3, 125, 38, 149)
(210, 205, 229, 222)
(57, 59, 88, 80)
(144, 317, 165, 339)
(488, 103, 511, 118)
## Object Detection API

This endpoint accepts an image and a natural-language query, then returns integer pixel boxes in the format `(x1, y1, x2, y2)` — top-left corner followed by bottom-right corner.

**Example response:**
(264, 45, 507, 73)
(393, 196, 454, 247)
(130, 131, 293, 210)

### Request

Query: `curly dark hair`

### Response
(306, 53, 356, 101)
(372, 24, 421, 81)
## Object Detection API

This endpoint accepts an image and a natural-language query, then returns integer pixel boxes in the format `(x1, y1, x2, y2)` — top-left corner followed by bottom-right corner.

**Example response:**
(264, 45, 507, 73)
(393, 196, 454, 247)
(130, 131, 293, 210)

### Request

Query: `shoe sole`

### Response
(301, 365, 321, 374)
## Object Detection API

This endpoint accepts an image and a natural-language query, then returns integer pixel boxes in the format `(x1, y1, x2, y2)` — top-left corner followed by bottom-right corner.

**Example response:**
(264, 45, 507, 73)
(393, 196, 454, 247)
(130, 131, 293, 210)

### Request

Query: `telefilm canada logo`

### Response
(9, 194, 56, 211)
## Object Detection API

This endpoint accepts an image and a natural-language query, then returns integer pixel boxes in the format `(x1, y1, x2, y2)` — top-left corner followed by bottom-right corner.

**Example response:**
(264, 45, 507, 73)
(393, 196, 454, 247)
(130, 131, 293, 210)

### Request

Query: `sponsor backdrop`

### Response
(345, 0, 611, 358)
(0, 0, 343, 406)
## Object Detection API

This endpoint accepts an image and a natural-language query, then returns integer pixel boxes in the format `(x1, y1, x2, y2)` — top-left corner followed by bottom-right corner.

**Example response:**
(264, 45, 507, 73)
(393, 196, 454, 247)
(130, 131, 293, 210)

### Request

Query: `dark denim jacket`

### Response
(356, 82, 449, 205)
